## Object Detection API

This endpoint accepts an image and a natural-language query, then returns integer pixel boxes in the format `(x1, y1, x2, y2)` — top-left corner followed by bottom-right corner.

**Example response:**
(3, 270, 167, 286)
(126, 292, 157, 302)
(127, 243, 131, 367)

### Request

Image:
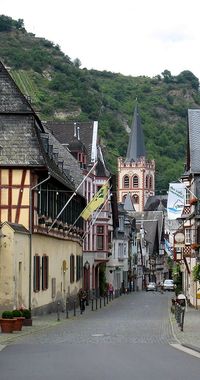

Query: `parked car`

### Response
(163, 279, 174, 291)
(146, 282, 157, 291)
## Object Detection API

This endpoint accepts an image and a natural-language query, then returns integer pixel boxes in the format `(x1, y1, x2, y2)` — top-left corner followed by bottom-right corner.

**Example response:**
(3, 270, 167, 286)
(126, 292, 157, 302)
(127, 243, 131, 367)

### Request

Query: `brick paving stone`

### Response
(0, 292, 199, 352)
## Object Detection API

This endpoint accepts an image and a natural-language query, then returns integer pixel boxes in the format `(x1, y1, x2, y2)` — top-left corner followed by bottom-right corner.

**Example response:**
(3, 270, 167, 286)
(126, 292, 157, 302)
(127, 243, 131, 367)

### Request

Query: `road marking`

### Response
(170, 343, 200, 359)
(91, 333, 104, 337)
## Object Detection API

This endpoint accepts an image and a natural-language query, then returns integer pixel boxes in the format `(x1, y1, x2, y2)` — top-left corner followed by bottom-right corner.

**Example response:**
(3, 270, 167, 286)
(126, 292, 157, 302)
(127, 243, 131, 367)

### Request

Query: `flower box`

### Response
(0, 318, 16, 333)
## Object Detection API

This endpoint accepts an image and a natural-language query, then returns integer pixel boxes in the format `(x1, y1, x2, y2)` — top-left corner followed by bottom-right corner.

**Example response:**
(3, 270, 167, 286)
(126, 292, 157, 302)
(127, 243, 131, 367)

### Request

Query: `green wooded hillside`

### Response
(1, 15, 200, 192)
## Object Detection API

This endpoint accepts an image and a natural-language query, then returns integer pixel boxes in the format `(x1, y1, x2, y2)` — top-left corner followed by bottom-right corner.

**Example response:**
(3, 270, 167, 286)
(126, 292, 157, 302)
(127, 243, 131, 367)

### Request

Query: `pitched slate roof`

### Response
(45, 120, 96, 165)
(2, 222, 29, 234)
(0, 61, 83, 194)
(144, 195, 167, 211)
(0, 114, 45, 166)
(0, 61, 44, 129)
(42, 125, 83, 189)
(125, 102, 146, 162)
(133, 211, 163, 255)
(187, 109, 200, 173)
(45, 120, 110, 177)
(124, 192, 135, 211)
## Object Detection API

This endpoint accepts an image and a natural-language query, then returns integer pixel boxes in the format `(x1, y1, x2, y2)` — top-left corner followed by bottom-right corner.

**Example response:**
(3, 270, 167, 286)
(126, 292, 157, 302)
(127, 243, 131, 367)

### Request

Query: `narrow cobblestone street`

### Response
(14, 291, 174, 345)
(1, 291, 200, 380)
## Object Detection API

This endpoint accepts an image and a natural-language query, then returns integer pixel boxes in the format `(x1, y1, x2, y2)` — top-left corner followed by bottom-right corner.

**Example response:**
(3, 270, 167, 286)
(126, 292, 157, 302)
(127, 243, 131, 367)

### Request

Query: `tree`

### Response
(0, 15, 13, 32)
(176, 70, 199, 90)
(73, 58, 82, 68)
(0, 15, 24, 32)
(161, 70, 173, 83)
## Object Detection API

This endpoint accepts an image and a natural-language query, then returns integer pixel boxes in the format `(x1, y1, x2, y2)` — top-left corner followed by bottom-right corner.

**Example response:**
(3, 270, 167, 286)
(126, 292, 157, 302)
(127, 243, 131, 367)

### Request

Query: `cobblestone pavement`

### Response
(170, 302, 200, 353)
(0, 291, 200, 352)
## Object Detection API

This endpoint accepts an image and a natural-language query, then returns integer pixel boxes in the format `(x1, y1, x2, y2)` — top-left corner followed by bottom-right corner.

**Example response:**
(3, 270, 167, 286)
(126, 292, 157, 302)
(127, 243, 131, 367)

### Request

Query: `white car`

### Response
(146, 282, 157, 291)
(163, 279, 174, 291)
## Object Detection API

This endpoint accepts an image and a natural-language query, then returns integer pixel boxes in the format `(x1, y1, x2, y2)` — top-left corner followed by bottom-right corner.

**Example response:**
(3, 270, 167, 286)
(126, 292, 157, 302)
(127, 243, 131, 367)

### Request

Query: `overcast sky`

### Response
(2, 0, 200, 79)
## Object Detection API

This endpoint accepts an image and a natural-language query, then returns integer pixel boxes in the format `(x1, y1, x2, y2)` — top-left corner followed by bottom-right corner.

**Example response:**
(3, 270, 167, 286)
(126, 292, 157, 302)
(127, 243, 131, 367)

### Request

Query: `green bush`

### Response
(12, 310, 23, 317)
(192, 264, 200, 282)
(1, 311, 13, 319)
(21, 309, 31, 319)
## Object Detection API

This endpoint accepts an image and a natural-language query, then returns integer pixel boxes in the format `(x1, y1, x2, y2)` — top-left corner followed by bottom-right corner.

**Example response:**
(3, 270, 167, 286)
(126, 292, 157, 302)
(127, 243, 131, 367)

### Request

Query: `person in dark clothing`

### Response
(78, 288, 86, 312)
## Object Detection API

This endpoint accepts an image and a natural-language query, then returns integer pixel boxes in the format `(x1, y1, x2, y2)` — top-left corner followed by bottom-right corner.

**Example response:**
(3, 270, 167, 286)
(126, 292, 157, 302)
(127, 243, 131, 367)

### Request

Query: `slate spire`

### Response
(125, 101, 145, 162)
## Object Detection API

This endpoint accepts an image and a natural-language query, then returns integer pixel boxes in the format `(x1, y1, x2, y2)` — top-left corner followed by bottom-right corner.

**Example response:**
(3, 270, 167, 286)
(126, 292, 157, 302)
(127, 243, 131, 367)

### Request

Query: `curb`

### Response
(168, 300, 200, 356)
(182, 343, 200, 354)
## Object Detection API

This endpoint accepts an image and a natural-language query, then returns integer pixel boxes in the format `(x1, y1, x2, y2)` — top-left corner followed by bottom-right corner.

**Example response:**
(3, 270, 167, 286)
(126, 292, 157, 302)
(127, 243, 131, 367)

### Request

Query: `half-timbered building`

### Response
(0, 61, 85, 313)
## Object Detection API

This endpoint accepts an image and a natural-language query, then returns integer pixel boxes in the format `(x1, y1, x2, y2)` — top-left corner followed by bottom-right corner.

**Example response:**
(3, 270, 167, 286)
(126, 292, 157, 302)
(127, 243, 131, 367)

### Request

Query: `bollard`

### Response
(180, 307, 185, 331)
(91, 298, 94, 311)
(100, 298, 102, 308)
(66, 300, 69, 319)
(104, 296, 106, 306)
(73, 300, 76, 317)
(107, 294, 109, 304)
(57, 301, 60, 321)
(96, 298, 98, 310)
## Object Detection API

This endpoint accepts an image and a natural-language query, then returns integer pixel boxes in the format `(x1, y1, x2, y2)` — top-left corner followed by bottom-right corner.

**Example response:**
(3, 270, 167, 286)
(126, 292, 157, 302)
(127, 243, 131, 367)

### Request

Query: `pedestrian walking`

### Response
(78, 288, 86, 313)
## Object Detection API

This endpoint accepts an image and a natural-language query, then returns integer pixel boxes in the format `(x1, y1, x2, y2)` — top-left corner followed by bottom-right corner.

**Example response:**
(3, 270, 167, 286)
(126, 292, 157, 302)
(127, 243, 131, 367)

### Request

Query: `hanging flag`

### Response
(164, 238, 173, 257)
(167, 183, 185, 220)
(80, 184, 109, 220)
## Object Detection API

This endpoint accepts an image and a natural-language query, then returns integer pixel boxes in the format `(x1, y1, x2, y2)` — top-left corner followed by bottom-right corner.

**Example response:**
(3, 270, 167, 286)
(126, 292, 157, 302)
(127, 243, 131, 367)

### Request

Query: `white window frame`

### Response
(185, 228, 191, 244)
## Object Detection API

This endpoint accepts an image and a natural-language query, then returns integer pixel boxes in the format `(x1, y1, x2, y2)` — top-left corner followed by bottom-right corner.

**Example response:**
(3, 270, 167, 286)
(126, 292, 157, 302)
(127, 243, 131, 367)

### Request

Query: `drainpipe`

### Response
(29, 173, 51, 310)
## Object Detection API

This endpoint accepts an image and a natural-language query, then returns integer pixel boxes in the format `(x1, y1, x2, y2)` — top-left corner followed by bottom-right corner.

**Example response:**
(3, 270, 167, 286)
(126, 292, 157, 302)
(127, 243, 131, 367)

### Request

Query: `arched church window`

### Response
(122, 194, 127, 203)
(149, 176, 153, 189)
(146, 175, 149, 188)
(133, 175, 139, 188)
(123, 175, 129, 188)
(132, 194, 139, 204)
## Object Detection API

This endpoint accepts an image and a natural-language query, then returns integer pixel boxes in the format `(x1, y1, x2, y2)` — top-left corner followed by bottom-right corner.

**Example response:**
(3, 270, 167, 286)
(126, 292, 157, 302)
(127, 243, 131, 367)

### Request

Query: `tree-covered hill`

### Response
(1, 15, 200, 192)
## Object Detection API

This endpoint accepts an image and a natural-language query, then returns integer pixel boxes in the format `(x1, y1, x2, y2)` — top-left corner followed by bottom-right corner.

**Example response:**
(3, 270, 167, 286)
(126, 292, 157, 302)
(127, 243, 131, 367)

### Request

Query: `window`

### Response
(70, 254, 75, 283)
(146, 175, 149, 188)
(197, 226, 200, 244)
(97, 225, 104, 250)
(133, 194, 139, 204)
(185, 188, 190, 205)
(119, 217, 124, 232)
(123, 175, 129, 188)
(42, 255, 49, 290)
(33, 255, 40, 292)
(76, 255, 82, 282)
(133, 175, 139, 188)
(118, 243, 124, 260)
(149, 176, 153, 189)
(122, 194, 127, 203)
(185, 228, 191, 244)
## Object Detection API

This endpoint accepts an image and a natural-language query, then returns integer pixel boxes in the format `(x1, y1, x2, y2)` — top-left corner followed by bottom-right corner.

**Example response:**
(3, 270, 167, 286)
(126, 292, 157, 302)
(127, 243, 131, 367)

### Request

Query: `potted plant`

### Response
(21, 308, 32, 326)
(12, 310, 25, 331)
(190, 197, 198, 205)
(191, 243, 200, 250)
(0, 311, 16, 333)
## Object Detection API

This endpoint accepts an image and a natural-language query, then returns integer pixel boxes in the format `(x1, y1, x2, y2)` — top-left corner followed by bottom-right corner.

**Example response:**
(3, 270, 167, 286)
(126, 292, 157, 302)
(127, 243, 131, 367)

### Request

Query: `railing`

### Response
(57, 287, 131, 321)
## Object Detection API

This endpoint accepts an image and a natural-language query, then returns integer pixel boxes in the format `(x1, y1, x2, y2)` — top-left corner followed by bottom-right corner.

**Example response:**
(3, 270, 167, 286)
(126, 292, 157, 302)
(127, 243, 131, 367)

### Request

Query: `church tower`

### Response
(118, 102, 155, 211)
